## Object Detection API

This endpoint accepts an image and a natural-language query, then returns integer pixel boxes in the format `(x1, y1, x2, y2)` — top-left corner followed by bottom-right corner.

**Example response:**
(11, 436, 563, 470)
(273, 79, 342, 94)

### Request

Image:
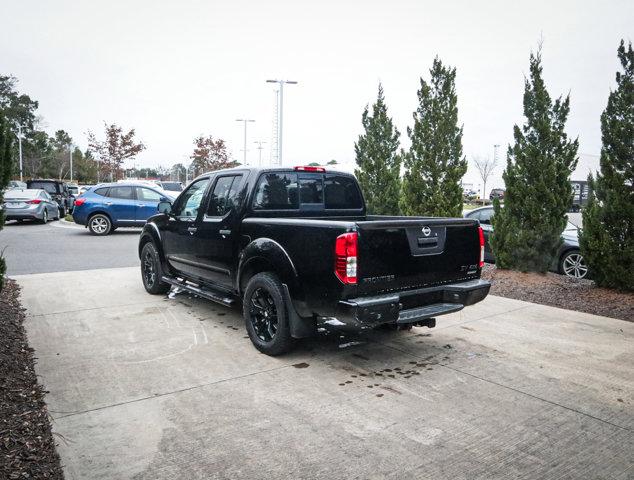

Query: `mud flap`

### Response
(282, 284, 316, 338)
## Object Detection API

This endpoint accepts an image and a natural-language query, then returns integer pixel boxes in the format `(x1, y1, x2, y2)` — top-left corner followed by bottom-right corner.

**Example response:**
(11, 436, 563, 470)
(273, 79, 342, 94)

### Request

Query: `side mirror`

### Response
(158, 201, 172, 214)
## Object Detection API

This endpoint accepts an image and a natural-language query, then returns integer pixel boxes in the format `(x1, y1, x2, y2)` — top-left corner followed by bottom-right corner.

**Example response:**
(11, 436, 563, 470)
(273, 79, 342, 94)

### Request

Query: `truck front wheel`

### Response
(243, 272, 296, 356)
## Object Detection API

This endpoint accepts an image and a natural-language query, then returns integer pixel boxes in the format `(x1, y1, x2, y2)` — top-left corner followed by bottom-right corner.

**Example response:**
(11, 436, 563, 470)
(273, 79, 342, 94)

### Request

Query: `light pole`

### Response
(15, 124, 25, 181)
(266, 79, 297, 165)
(235, 118, 255, 165)
(254, 140, 266, 166)
(69, 144, 74, 182)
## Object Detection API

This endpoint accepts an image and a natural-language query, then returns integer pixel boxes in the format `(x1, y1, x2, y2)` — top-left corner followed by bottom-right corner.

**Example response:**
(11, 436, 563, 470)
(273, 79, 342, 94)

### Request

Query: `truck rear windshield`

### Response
(252, 173, 362, 210)
(28, 182, 59, 194)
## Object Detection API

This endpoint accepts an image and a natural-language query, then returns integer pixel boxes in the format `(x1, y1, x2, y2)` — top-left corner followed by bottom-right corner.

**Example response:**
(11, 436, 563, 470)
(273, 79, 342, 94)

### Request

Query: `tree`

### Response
(170, 163, 187, 182)
(87, 123, 146, 181)
(354, 84, 402, 215)
(580, 40, 634, 290)
(472, 155, 498, 203)
(327, 159, 338, 165)
(400, 58, 467, 217)
(190, 135, 237, 176)
(490, 48, 579, 273)
(308, 162, 321, 166)
(0, 75, 38, 132)
(0, 113, 13, 291)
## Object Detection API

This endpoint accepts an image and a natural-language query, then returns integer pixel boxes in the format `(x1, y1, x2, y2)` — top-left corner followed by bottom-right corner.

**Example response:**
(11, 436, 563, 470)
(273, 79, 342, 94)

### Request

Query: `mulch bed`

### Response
(0, 279, 64, 479)
(482, 264, 634, 322)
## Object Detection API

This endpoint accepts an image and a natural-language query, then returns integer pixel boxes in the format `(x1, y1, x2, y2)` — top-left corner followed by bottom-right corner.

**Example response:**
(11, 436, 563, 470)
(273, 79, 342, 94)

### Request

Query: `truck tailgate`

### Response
(355, 217, 481, 296)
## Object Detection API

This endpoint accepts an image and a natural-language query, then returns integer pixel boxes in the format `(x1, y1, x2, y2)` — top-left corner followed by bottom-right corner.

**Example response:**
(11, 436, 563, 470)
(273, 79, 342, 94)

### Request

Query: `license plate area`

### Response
(406, 225, 446, 256)
(5, 202, 26, 208)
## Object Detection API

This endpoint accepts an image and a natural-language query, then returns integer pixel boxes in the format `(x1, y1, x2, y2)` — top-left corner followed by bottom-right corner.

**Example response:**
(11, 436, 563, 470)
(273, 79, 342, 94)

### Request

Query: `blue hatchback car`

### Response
(72, 182, 177, 235)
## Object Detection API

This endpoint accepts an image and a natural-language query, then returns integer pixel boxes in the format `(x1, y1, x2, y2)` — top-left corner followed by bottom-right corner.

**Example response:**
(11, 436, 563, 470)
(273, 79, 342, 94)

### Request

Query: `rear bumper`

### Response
(331, 279, 491, 329)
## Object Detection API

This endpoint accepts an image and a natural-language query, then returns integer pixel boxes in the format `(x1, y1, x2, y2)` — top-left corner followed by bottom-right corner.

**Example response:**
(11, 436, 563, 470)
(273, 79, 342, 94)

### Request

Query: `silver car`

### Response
(2, 189, 61, 223)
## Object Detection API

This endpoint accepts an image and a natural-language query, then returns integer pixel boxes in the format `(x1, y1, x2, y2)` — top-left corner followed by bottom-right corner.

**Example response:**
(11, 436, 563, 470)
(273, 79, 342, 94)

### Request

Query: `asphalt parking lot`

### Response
(0, 220, 139, 275)
(16, 266, 633, 480)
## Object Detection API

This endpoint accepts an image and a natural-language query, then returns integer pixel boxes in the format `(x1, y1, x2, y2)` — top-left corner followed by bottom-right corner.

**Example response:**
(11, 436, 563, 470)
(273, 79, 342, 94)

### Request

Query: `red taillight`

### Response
(74, 198, 86, 207)
(334, 232, 357, 284)
(294, 166, 326, 172)
(478, 226, 485, 268)
(27, 199, 42, 204)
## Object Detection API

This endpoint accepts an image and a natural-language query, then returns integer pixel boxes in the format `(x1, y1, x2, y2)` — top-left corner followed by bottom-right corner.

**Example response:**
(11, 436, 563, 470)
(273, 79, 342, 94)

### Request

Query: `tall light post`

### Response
(235, 118, 255, 165)
(253, 140, 266, 166)
(15, 124, 25, 181)
(69, 144, 74, 182)
(493, 144, 501, 164)
(266, 79, 297, 165)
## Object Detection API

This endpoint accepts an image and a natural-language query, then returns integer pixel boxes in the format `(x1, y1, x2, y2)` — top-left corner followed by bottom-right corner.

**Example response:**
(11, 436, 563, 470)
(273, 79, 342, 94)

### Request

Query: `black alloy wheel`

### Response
(249, 287, 279, 342)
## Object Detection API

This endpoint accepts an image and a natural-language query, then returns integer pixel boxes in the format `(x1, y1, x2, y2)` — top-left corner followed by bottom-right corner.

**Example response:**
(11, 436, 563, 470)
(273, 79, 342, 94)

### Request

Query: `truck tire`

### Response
(141, 242, 170, 294)
(243, 272, 296, 356)
(88, 213, 112, 235)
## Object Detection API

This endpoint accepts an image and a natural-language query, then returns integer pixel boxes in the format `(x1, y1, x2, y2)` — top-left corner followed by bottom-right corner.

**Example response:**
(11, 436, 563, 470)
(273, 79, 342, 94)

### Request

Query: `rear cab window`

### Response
(251, 171, 363, 212)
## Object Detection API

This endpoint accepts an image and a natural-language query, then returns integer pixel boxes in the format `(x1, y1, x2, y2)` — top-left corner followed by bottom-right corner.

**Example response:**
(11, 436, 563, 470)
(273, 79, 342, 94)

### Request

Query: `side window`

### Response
(107, 186, 134, 200)
(94, 187, 109, 196)
(136, 187, 163, 202)
(477, 209, 494, 224)
(324, 175, 363, 209)
(173, 178, 210, 218)
(207, 175, 243, 217)
(299, 177, 323, 205)
(252, 173, 298, 210)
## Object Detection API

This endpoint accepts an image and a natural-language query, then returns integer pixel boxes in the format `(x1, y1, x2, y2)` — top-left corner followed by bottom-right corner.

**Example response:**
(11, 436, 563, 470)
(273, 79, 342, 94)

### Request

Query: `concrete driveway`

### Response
(16, 267, 633, 480)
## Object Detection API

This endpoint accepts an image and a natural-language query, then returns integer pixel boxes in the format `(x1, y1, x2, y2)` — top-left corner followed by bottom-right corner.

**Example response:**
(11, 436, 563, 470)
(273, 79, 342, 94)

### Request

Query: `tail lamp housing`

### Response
(334, 232, 357, 284)
(478, 226, 485, 268)
(74, 198, 86, 207)
(27, 199, 42, 204)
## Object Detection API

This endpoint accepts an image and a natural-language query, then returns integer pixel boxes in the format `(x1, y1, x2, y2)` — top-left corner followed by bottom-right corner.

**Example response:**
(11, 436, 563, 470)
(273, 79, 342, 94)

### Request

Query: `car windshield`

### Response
(28, 182, 58, 194)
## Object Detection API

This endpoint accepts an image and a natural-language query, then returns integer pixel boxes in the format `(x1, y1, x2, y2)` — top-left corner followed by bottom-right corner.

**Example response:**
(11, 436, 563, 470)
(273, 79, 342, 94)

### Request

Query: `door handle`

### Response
(137, 204, 146, 207)
(219, 229, 231, 236)
(105, 201, 113, 206)
(187, 226, 198, 234)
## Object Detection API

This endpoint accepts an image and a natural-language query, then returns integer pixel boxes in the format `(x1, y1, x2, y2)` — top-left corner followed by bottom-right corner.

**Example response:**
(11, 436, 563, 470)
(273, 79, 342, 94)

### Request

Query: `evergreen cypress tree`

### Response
(491, 49, 579, 272)
(580, 40, 634, 291)
(400, 57, 467, 217)
(354, 84, 401, 215)
(0, 113, 14, 291)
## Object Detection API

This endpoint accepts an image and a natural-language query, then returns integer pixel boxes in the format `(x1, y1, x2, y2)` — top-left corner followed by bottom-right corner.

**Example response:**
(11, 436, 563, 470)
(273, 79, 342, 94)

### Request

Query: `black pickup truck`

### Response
(139, 166, 490, 355)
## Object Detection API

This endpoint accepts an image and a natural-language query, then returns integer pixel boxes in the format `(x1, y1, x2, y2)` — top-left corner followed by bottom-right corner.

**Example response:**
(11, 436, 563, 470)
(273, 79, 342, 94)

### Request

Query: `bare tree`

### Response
(472, 155, 498, 203)
(87, 123, 146, 181)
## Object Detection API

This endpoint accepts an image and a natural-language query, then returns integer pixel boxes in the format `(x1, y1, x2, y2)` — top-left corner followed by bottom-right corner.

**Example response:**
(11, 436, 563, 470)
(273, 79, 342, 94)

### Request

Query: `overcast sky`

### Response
(2, 0, 632, 191)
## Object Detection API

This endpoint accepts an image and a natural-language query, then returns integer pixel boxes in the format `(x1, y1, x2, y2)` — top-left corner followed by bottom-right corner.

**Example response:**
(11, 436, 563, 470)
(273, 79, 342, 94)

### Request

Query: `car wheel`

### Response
(88, 214, 112, 235)
(59, 206, 66, 218)
(560, 250, 588, 279)
(141, 242, 170, 294)
(41, 210, 48, 224)
(243, 272, 296, 356)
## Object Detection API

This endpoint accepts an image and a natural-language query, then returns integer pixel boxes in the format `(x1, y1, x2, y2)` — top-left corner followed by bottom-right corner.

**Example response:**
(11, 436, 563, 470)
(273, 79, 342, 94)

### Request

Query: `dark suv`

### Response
(489, 188, 505, 201)
(27, 179, 74, 216)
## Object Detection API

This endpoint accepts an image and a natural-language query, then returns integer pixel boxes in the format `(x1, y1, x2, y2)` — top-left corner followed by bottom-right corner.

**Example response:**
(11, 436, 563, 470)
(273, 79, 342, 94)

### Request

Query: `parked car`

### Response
(72, 182, 177, 235)
(139, 166, 490, 355)
(67, 184, 80, 197)
(26, 179, 74, 217)
(2, 189, 61, 223)
(7, 180, 27, 190)
(489, 188, 505, 201)
(79, 185, 94, 195)
(464, 206, 588, 279)
(160, 181, 183, 192)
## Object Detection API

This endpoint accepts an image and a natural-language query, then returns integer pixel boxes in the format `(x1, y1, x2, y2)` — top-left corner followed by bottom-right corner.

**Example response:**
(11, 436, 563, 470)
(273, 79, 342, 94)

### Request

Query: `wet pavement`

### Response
(16, 267, 633, 480)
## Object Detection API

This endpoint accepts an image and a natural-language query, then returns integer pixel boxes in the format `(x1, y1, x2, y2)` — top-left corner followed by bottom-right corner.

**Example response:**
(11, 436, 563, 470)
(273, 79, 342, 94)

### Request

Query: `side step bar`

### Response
(161, 276, 236, 307)
(397, 303, 464, 324)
